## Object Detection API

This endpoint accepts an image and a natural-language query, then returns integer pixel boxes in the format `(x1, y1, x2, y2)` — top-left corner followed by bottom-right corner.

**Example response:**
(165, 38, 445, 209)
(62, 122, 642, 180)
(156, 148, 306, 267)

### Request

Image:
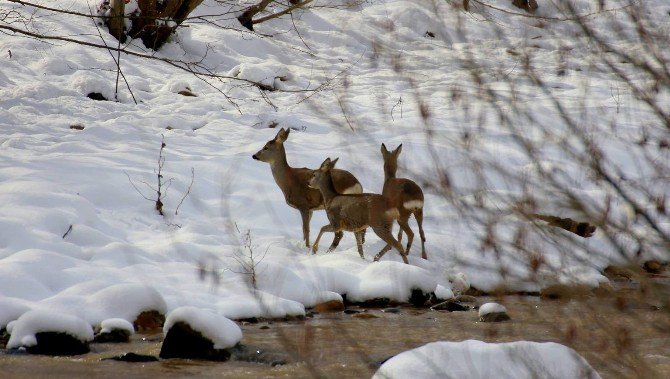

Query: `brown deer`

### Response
(308, 157, 410, 264)
(252, 128, 363, 249)
(380, 143, 427, 259)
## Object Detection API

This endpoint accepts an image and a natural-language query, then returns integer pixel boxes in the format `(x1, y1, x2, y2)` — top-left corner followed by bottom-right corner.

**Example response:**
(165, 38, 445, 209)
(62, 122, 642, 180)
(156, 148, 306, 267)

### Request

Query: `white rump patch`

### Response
(403, 200, 423, 209)
(384, 208, 400, 219)
(342, 184, 363, 194)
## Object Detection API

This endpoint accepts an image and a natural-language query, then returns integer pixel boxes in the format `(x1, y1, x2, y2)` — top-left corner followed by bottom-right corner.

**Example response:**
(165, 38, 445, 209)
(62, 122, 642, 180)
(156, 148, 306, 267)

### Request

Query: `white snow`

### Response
(0, 0, 667, 326)
(7, 310, 94, 349)
(99, 318, 135, 335)
(479, 302, 508, 317)
(164, 306, 242, 349)
(374, 340, 601, 379)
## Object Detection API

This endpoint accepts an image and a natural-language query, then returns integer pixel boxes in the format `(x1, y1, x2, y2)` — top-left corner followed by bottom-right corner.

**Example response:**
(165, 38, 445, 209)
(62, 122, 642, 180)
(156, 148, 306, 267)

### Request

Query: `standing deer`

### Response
(252, 128, 363, 249)
(381, 143, 427, 259)
(308, 157, 410, 264)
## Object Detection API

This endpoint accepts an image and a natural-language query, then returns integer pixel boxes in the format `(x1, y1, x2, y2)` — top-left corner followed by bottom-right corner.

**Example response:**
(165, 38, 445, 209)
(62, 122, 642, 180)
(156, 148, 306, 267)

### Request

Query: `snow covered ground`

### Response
(0, 0, 668, 335)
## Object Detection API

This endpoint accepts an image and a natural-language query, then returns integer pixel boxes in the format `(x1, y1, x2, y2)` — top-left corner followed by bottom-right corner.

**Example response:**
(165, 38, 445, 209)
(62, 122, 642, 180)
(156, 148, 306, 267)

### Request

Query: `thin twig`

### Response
(175, 168, 195, 215)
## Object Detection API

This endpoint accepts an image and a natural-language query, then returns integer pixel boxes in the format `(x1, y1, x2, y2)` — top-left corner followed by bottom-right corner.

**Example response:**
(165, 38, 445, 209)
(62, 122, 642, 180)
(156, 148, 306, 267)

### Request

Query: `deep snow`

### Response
(0, 0, 667, 355)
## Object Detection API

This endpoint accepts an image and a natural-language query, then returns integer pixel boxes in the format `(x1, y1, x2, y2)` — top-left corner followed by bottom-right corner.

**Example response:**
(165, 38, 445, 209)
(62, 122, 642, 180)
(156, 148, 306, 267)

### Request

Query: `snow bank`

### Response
(374, 340, 601, 379)
(7, 310, 94, 349)
(348, 261, 437, 302)
(0, 297, 31, 329)
(165, 306, 242, 349)
(85, 283, 168, 325)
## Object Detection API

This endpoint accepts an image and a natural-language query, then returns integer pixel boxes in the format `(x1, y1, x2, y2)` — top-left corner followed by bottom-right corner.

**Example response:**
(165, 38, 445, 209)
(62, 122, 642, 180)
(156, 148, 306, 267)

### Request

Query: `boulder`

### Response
(159, 307, 243, 361)
(7, 310, 93, 356)
(133, 310, 165, 332)
(26, 332, 90, 355)
(160, 321, 233, 361)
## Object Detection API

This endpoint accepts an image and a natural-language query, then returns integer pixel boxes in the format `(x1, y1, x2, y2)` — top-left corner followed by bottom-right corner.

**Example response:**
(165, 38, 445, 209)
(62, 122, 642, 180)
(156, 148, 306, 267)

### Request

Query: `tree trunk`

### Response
(237, 0, 274, 31)
(124, 0, 204, 50)
(108, 0, 126, 43)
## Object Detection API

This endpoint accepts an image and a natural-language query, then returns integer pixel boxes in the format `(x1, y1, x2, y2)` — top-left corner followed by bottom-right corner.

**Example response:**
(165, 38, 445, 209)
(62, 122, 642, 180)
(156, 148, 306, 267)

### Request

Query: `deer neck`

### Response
(383, 163, 397, 184)
(268, 146, 293, 190)
(316, 173, 339, 204)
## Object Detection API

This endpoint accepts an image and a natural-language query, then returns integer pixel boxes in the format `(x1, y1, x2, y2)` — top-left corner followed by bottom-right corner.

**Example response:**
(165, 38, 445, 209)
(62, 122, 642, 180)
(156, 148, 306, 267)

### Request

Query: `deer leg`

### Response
(372, 224, 408, 264)
(397, 218, 414, 256)
(354, 231, 365, 259)
(415, 208, 427, 259)
(300, 209, 313, 248)
(327, 231, 344, 253)
(312, 224, 334, 254)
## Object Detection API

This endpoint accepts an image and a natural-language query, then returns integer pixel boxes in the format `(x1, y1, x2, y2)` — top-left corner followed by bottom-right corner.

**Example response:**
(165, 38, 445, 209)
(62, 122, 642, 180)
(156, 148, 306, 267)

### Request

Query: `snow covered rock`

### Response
(7, 310, 94, 355)
(94, 318, 134, 343)
(374, 340, 601, 379)
(160, 307, 243, 361)
(478, 302, 510, 322)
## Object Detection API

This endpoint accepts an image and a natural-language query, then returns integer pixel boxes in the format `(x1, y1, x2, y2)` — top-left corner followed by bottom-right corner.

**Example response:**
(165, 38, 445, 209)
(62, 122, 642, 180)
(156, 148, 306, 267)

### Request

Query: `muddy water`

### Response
(1, 295, 669, 379)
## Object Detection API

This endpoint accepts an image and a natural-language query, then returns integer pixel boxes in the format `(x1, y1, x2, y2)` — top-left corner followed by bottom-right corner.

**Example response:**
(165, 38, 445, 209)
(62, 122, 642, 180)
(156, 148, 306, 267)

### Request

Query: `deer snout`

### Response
(252, 154, 259, 160)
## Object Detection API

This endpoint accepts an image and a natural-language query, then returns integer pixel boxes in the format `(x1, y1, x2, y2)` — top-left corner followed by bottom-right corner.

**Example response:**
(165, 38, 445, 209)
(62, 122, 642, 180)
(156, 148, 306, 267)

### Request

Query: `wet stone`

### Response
(479, 312, 511, 322)
(94, 328, 131, 343)
(432, 300, 470, 312)
(352, 313, 379, 319)
(25, 332, 90, 356)
(409, 289, 430, 307)
(133, 310, 165, 333)
(314, 300, 345, 313)
(229, 344, 287, 366)
(104, 352, 159, 362)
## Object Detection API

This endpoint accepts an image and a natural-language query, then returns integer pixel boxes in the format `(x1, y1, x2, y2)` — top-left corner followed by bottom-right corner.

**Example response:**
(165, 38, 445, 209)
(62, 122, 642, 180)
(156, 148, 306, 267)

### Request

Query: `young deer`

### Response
(308, 157, 409, 264)
(252, 128, 363, 248)
(381, 143, 427, 259)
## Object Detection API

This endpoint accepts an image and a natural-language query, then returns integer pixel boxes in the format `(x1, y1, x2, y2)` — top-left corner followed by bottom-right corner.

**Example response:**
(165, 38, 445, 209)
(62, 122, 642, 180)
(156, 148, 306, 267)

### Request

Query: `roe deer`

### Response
(381, 143, 427, 259)
(252, 128, 363, 248)
(308, 157, 409, 264)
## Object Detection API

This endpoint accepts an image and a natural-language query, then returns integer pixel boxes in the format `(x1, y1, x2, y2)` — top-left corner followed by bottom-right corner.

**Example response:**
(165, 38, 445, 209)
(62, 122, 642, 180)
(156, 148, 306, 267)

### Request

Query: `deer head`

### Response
(252, 128, 290, 162)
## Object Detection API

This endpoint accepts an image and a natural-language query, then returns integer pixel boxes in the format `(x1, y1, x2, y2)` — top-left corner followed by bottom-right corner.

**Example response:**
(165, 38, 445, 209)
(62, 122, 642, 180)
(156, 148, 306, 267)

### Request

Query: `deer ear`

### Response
(319, 157, 331, 170)
(275, 128, 289, 142)
(394, 144, 403, 156)
(381, 143, 389, 155)
(330, 157, 339, 167)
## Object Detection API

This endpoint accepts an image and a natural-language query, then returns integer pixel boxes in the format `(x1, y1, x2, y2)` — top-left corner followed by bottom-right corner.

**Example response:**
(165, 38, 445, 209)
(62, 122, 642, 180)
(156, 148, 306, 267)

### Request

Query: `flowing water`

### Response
(1, 293, 669, 378)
